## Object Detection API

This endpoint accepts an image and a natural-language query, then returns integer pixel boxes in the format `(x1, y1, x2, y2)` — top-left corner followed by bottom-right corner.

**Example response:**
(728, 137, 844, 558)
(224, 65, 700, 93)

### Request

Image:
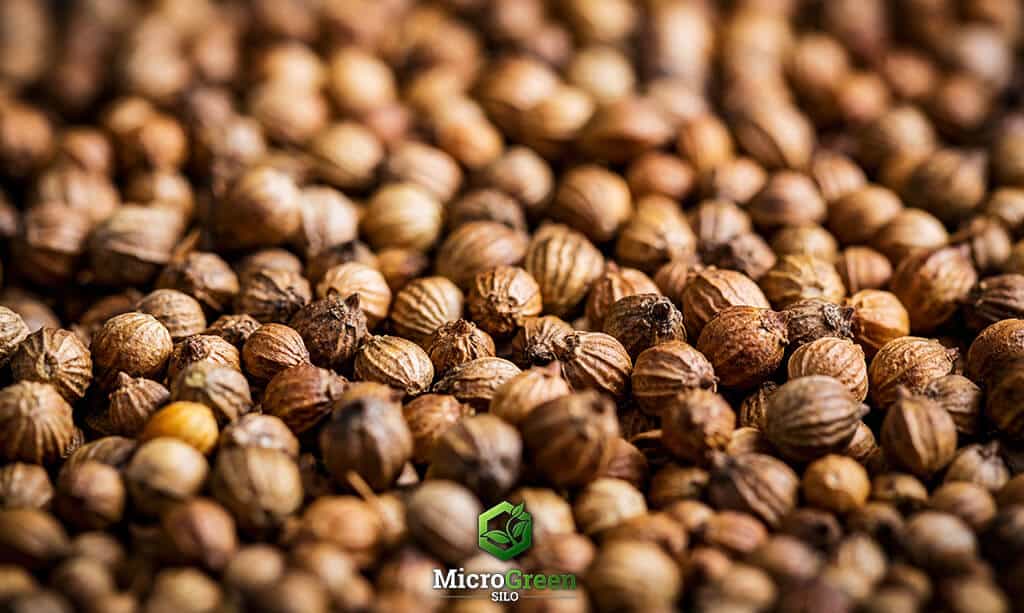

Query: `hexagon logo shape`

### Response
(478, 500, 532, 560)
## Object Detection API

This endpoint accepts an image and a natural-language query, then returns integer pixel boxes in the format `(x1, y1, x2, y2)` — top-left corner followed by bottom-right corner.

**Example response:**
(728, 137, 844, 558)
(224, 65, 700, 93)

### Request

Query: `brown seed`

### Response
(586, 540, 682, 612)
(389, 276, 464, 346)
(766, 376, 868, 462)
(406, 481, 481, 564)
(427, 414, 522, 501)
(169, 360, 251, 427)
(881, 392, 958, 478)
(967, 319, 1024, 384)
(782, 298, 855, 350)
(218, 414, 299, 458)
(319, 393, 412, 491)
(648, 464, 709, 508)
(425, 320, 496, 376)
(632, 340, 717, 415)
(234, 269, 311, 325)
(165, 334, 241, 383)
(157, 252, 240, 314)
(890, 245, 977, 332)
(87, 205, 186, 286)
(986, 367, 1024, 439)
(0, 508, 69, 571)
(161, 498, 237, 571)
(94, 374, 169, 437)
(704, 156, 768, 205)
(788, 337, 868, 401)
(0, 381, 78, 466)
(90, 312, 173, 390)
(54, 461, 125, 531)
(615, 194, 696, 273)
(903, 148, 987, 225)
(13, 203, 91, 287)
(603, 295, 686, 361)
(626, 152, 696, 201)
(579, 97, 674, 163)
(432, 357, 521, 411)
(447, 189, 526, 233)
(929, 482, 996, 532)
(770, 224, 839, 262)
(836, 246, 893, 293)
(703, 232, 778, 281)
(697, 306, 788, 390)
(677, 114, 734, 176)
(316, 262, 391, 328)
(211, 166, 301, 249)
(435, 221, 530, 290)
(708, 453, 799, 528)
(920, 375, 982, 436)
(551, 165, 632, 243)
(554, 331, 632, 399)
(760, 254, 845, 309)
(585, 264, 660, 330)
(204, 314, 261, 349)
(10, 328, 92, 403)
(521, 391, 620, 488)
(378, 248, 429, 292)
(467, 266, 542, 337)
(524, 224, 604, 316)
(307, 121, 382, 191)
(802, 455, 870, 513)
(951, 216, 1012, 274)
(362, 183, 444, 252)
(689, 199, 753, 248)
(869, 336, 957, 408)
(354, 335, 434, 396)
(210, 446, 303, 538)
(739, 381, 777, 431)
(139, 401, 219, 455)
(489, 363, 571, 426)
(872, 208, 950, 265)
(749, 171, 826, 230)
(964, 274, 1024, 331)
(573, 478, 647, 536)
(263, 364, 345, 434)
(382, 142, 463, 204)
(241, 324, 310, 384)
(827, 185, 903, 245)
(0, 307, 29, 367)
(0, 462, 53, 510)
(847, 289, 911, 357)
(902, 511, 977, 574)
(288, 295, 367, 371)
(661, 390, 735, 464)
(510, 316, 573, 368)
(135, 289, 207, 342)
(681, 267, 770, 337)
(304, 241, 376, 286)
(944, 442, 1009, 493)
(125, 438, 208, 517)
(292, 186, 359, 259)
(403, 394, 473, 464)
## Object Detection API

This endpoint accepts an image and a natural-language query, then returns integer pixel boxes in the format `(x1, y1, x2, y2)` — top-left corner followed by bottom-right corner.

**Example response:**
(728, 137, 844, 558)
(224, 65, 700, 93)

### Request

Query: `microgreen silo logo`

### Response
(478, 500, 532, 560)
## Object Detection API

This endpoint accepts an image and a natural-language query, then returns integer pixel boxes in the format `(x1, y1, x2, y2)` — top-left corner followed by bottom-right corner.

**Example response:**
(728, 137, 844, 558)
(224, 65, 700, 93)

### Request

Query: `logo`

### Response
(478, 500, 532, 560)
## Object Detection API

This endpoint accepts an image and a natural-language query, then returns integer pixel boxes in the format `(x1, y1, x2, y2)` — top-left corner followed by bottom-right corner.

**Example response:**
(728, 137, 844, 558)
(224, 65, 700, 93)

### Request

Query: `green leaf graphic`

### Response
(511, 521, 527, 539)
(485, 530, 512, 545)
(511, 502, 525, 519)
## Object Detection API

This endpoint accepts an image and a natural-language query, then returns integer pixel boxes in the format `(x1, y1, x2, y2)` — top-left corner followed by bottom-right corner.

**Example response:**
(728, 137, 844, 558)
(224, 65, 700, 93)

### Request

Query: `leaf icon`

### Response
(511, 502, 525, 519)
(485, 530, 512, 545)
(511, 520, 528, 539)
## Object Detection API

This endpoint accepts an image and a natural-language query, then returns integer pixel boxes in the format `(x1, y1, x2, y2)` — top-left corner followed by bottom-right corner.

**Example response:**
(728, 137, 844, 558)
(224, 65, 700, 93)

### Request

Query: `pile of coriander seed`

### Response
(0, 0, 1024, 611)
